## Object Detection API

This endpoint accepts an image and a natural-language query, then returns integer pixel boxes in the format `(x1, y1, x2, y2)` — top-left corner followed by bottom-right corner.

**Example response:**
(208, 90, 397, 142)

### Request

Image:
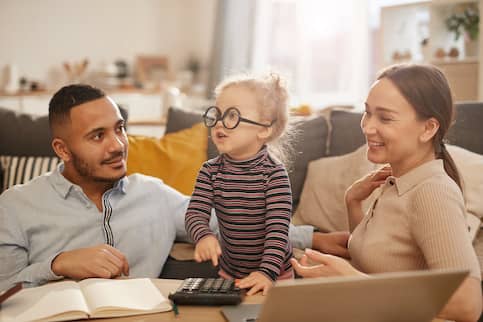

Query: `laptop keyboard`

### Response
(168, 277, 244, 306)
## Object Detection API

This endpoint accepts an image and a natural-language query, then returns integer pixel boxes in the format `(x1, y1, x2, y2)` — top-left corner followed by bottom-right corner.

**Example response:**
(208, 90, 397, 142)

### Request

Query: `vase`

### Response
(4, 64, 19, 93)
(464, 36, 478, 58)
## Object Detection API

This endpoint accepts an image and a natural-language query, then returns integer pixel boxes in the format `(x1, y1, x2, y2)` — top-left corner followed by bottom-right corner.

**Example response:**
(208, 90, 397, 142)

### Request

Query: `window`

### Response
(251, 0, 370, 108)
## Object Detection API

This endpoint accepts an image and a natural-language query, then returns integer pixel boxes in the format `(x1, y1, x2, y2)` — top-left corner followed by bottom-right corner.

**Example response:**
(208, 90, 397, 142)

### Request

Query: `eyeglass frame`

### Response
(202, 106, 276, 130)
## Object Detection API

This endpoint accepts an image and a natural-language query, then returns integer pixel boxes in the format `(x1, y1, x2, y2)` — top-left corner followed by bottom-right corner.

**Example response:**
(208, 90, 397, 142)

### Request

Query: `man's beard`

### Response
(71, 151, 126, 183)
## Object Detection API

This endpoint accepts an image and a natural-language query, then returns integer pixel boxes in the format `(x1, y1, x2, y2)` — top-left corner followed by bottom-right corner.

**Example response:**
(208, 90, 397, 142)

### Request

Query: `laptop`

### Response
(222, 269, 468, 322)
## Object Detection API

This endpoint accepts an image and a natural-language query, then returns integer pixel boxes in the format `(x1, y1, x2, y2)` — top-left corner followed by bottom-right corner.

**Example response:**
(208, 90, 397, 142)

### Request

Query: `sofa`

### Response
(1, 103, 482, 281)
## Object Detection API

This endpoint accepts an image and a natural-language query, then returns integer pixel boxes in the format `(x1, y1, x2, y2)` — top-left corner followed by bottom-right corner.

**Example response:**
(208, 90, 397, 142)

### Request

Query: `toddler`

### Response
(185, 73, 293, 295)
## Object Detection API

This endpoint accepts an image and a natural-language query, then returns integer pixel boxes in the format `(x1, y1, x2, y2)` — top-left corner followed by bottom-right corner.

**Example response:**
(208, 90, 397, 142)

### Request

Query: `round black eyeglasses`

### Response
(202, 106, 275, 130)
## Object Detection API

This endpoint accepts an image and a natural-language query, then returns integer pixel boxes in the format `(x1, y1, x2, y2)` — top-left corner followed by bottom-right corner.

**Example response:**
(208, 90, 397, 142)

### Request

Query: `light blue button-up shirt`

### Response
(0, 165, 313, 290)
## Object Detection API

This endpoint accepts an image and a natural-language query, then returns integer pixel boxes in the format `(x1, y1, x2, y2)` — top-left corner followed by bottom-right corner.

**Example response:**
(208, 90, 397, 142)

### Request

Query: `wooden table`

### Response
(96, 279, 445, 322)
(97, 279, 263, 322)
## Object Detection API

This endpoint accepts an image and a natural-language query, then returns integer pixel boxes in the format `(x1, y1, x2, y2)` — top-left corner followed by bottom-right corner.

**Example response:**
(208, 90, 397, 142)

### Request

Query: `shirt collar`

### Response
(388, 159, 445, 196)
(48, 163, 128, 199)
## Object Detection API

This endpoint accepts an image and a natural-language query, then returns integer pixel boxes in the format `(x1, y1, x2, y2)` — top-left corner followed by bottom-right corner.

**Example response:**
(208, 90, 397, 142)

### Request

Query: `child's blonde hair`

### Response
(214, 72, 292, 165)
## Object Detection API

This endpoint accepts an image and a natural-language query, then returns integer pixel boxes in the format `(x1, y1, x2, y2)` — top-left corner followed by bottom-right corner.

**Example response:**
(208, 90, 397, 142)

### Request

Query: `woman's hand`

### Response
(345, 165, 392, 206)
(236, 271, 273, 296)
(194, 235, 221, 266)
(290, 248, 364, 278)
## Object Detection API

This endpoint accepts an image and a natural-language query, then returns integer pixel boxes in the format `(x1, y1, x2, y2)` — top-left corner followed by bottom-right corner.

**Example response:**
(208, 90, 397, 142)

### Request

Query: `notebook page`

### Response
(79, 278, 170, 316)
(0, 281, 88, 322)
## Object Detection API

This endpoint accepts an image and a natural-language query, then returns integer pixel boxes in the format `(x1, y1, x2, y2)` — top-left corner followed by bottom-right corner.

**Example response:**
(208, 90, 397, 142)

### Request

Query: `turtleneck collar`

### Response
(220, 145, 269, 171)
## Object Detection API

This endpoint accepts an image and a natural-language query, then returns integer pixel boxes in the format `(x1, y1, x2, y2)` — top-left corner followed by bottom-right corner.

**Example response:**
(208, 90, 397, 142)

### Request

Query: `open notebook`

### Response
(222, 269, 468, 322)
(0, 278, 171, 322)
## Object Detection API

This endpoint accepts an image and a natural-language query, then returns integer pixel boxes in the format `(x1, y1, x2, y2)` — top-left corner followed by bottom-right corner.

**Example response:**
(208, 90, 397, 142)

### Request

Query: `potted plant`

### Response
(445, 3, 479, 56)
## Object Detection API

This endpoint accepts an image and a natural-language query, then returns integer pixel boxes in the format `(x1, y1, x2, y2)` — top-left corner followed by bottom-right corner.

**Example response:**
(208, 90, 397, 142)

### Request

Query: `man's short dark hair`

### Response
(49, 84, 106, 130)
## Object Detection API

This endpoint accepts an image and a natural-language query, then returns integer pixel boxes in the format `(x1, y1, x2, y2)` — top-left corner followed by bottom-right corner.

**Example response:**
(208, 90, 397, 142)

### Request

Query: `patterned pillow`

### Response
(0, 156, 60, 192)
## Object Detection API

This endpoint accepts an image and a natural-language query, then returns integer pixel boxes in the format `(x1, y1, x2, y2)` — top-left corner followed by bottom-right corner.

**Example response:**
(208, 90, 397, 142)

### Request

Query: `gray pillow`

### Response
(165, 107, 218, 159)
(328, 110, 365, 157)
(448, 102, 483, 155)
(0, 106, 128, 157)
(0, 107, 55, 157)
(289, 115, 329, 208)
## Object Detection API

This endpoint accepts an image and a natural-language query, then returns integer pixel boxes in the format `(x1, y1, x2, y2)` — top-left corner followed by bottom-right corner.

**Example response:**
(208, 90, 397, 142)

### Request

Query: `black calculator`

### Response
(168, 277, 243, 306)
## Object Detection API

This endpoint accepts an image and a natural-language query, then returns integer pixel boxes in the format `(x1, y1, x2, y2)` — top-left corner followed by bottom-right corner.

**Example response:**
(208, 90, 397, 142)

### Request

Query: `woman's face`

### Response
(361, 78, 434, 176)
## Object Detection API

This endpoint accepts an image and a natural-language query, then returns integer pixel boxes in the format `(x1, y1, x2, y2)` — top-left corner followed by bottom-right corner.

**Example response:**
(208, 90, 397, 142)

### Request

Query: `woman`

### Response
(291, 64, 482, 322)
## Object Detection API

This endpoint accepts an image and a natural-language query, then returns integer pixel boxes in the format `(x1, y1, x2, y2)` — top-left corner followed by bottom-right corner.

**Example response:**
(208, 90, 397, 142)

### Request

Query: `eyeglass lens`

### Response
(203, 106, 241, 129)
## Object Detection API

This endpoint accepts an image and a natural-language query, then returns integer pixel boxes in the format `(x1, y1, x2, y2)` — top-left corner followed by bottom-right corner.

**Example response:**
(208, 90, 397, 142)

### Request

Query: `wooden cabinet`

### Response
(432, 58, 478, 101)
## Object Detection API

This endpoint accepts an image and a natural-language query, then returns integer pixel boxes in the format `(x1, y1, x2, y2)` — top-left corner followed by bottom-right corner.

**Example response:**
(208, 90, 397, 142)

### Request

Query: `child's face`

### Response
(212, 86, 271, 160)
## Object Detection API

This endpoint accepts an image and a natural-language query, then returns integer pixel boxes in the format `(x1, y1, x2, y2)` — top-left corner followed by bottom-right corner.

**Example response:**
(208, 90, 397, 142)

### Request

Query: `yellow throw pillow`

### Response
(127, 123, 208, 195)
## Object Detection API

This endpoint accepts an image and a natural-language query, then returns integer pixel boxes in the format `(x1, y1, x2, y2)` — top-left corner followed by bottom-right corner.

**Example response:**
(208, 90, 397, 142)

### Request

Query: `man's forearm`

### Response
(289, 224, 314, 249)
(0, 253, 62, 290)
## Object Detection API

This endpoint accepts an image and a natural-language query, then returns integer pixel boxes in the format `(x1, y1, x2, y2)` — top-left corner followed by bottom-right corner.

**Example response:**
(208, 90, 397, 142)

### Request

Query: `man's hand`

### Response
(290, 248, 363, 278)
(236, 271, 273, 296)
(312, 231, 350, 259)
(194, 235, 221, 266)
(51, 244, 129, 279)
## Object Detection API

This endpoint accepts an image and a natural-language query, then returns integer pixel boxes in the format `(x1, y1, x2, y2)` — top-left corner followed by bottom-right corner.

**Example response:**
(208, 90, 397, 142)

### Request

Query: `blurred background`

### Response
(0, 0, 480, 134)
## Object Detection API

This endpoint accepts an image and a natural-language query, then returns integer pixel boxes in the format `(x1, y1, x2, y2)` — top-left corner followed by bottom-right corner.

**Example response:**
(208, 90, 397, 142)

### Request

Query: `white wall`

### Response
(0, 0, 217, 88)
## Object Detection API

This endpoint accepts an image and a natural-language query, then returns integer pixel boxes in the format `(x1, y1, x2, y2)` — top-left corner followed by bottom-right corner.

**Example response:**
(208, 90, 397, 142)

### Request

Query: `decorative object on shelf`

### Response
(186, 55, 201, 83)
(136, 55, 169, 89)
(445, 3, 479, 57)
(448, 47, 460, 58)
(4, 64, 19, 94)
(19, 77, 28, 91)
(421, 38, 431, 61)
(291, 104, 312, 116)
(446, 3, 479, 41)
(63, 58, 89, 83)
(114, 60, 129, 79)
(391, 50, 412, 63)
(435, 47, 446, 59)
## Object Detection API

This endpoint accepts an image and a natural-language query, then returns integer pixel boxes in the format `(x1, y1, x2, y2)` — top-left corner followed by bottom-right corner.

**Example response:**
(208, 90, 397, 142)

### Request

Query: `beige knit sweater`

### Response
(349, 159, 481, 279)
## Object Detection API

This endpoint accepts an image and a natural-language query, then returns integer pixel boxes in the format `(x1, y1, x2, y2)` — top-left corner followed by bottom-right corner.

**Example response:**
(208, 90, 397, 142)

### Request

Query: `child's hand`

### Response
(236, 271, 273, 296)
(194, 235, 221, 266)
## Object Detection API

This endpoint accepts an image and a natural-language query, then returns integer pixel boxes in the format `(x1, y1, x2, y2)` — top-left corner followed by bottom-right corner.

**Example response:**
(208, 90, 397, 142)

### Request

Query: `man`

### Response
(0, 84, 348, 290)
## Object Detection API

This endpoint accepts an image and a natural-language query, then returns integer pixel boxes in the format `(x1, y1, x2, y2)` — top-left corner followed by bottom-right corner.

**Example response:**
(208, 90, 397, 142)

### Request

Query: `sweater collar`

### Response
(386, 159, 445, 196)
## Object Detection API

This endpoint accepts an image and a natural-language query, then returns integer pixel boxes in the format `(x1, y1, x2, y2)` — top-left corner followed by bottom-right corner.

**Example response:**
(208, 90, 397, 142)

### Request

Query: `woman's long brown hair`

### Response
(377, 63, 462, 191)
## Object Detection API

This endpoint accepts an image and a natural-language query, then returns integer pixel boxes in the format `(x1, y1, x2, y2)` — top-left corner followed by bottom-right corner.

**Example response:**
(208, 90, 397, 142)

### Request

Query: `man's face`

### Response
(62, 97, 128, 183)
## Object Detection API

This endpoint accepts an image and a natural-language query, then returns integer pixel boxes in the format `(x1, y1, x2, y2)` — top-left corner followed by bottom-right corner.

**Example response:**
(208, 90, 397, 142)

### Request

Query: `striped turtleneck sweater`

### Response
(185, 146, 293, 281)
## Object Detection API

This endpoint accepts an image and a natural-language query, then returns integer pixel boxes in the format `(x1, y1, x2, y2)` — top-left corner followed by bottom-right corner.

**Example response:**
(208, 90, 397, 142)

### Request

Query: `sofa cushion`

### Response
(0, 106, 128, 157)
(289, 115, 329, 208)
(447, 145, 483, 220)
(0, 108, 55, 157)
(0, 156, 60, 192)
(293, 144, 483, 233)
(292, 145, 378, 232)
(448, 102, 483, 155)
(165, 106, 218, 159)
(327, 109, 365, 156)
(126, 123, 208, 195)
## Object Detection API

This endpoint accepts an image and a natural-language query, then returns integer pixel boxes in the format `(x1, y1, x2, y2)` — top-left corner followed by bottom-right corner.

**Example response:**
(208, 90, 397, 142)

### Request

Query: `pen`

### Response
(172, 302, 179, 317)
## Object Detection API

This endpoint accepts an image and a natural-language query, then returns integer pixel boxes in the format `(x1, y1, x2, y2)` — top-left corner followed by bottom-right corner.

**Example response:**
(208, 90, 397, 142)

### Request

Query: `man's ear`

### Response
(419, 117, 440, 143)
(52, 138, 71, 162)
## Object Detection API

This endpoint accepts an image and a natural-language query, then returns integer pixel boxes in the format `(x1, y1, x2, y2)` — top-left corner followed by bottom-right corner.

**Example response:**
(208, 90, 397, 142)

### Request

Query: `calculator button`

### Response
(200, 278, 215, 292)
(212, 278, 224, 291)
(220, 279, 233, 292)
